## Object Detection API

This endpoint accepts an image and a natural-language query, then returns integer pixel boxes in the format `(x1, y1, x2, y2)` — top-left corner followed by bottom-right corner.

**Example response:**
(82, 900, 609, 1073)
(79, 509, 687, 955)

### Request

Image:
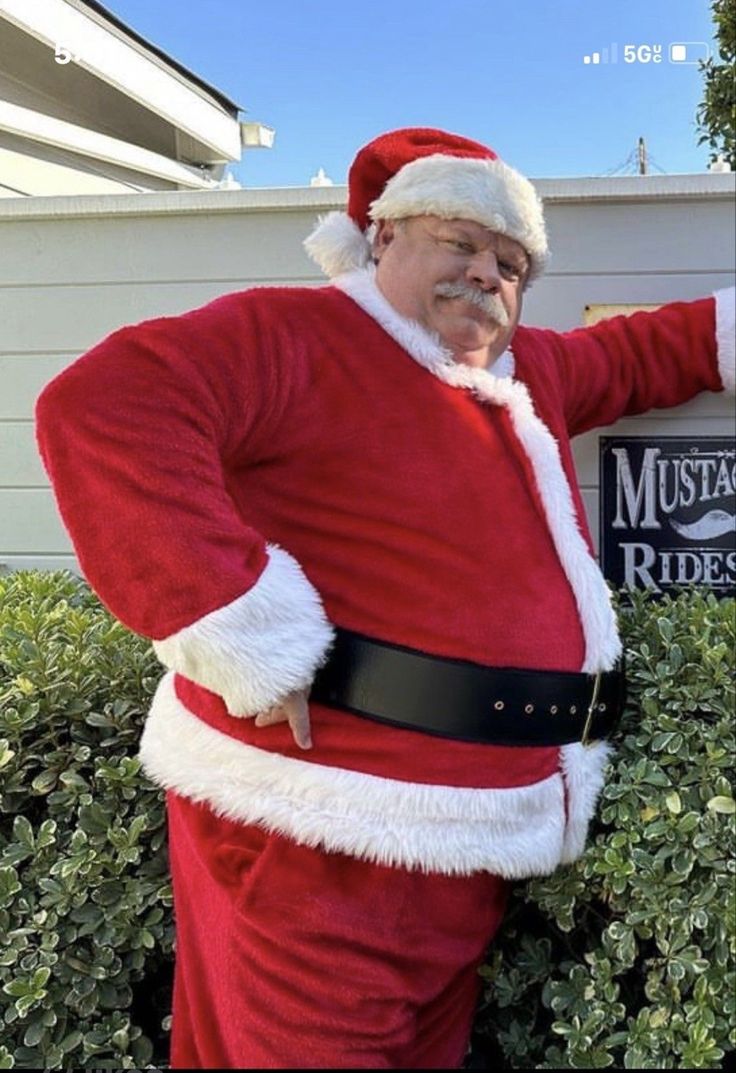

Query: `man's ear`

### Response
(371, 219, 397, 262)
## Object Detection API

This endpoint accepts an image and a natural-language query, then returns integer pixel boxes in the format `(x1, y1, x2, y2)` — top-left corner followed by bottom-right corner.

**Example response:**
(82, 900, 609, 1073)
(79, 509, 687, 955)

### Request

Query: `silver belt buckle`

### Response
(581, 670, 603, 747)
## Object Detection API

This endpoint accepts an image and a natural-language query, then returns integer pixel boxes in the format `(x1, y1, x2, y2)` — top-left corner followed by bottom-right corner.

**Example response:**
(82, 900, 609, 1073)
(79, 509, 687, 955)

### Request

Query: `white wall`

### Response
(0, 176, 733, 573)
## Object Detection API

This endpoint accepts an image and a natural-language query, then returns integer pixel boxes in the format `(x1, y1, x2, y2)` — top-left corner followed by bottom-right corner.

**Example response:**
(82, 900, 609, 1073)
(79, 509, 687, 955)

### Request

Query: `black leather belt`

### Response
(310, 627, 626, 747)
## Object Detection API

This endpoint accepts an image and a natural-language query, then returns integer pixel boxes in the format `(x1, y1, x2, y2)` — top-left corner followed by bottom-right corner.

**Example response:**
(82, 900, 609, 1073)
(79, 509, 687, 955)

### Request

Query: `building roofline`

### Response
(0, 173, 733, 221)
(74, 0, 242, 115)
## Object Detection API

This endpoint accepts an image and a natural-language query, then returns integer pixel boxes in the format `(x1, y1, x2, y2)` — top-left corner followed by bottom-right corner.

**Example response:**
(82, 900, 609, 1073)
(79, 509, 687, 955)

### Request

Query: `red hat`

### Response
(305, 127, 548, 281)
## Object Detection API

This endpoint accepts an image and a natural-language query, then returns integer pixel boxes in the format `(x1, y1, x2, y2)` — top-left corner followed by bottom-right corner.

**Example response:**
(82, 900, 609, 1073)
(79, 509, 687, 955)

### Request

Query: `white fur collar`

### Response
(333, 265, 516, 381)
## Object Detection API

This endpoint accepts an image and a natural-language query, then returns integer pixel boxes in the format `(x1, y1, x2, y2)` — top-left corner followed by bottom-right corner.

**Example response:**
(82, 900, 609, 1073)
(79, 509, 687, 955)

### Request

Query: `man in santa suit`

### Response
(35, 128, 734, 1070)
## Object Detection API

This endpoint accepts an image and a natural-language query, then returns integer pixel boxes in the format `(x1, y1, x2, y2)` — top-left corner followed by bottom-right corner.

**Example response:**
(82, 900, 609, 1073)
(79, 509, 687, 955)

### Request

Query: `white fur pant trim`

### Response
(140, 673, 612, 878)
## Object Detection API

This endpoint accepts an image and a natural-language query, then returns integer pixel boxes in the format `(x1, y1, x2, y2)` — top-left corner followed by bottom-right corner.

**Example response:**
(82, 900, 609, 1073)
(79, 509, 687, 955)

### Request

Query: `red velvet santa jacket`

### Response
(35, 269, 735, 878)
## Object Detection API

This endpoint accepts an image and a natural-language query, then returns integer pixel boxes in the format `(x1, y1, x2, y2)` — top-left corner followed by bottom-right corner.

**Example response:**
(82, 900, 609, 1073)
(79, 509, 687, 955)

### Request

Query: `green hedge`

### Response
(0, 572, 172, 1070)
(475, 588, 735, 1069)
(1, 572, 734, 1069)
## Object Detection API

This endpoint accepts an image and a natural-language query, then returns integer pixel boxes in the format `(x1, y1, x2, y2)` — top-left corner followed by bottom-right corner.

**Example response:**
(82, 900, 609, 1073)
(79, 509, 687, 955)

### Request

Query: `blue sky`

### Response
(102, 0, 720, 187)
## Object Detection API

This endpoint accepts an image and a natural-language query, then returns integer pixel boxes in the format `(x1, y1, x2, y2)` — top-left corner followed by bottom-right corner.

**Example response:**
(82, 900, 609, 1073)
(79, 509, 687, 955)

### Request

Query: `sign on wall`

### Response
(600, 437, 736, 596)
(584, 303, 660, 326)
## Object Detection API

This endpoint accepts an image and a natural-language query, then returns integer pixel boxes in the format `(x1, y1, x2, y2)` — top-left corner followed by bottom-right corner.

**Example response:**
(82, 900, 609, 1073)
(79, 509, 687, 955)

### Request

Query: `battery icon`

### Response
(669, 42, 710, 64)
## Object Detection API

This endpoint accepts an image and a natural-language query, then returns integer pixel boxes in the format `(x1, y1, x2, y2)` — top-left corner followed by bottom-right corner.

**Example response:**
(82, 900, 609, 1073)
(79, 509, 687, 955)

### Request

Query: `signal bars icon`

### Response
(583, 44, 618, 64)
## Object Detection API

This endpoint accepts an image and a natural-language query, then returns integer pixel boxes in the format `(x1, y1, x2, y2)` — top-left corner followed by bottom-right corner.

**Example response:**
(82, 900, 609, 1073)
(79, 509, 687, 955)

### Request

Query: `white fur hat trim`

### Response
(304, 211, 372, 279)
(304, 154, 548, 281)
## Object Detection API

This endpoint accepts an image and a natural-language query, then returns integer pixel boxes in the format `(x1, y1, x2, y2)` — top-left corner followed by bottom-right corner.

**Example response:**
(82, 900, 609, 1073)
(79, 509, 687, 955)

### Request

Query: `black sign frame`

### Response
(599, 436, 736, 597)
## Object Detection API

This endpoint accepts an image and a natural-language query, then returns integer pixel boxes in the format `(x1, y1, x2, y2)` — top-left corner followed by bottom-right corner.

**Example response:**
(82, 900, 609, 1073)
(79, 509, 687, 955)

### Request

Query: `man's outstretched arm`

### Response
(535, 287, 734, 436)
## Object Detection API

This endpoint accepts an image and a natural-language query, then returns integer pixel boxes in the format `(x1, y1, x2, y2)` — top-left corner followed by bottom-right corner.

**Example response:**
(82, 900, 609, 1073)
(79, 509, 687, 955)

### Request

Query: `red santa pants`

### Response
(166, 792, 509, 1070)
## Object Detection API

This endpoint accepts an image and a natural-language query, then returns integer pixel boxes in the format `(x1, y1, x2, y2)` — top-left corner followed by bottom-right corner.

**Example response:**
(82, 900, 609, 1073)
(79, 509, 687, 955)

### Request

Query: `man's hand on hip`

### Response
(253, 689, 312, 749)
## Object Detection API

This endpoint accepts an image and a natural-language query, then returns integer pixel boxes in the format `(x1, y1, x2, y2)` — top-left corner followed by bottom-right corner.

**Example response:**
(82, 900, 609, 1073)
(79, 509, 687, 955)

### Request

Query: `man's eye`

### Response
(446, 239, 473, 252)
(500, 262, 522, 280)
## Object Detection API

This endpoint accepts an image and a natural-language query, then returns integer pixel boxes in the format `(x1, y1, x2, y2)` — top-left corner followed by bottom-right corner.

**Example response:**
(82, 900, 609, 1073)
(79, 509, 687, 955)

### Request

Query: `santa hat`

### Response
(304, 127, 549, 282)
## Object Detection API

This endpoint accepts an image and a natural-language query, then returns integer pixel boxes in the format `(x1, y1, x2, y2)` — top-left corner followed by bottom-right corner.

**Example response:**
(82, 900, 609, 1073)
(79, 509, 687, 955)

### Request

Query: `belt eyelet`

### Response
(494, 700, 505, 711)
(570, 705, 577, 714)
(550, 705, 558, 714)
(524, 704, 534, 714)
(598, 703, 607, 711)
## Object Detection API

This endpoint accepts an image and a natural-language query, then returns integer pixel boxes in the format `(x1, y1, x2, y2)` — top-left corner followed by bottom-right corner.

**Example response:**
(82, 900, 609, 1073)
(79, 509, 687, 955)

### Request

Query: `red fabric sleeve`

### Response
(546, 296, 722, 437)
(35, 291, 294, 639)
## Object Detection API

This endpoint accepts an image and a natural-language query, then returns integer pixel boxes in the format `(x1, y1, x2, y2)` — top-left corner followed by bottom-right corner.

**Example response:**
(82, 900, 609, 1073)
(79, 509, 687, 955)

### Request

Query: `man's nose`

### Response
(466, 249, 501, 292)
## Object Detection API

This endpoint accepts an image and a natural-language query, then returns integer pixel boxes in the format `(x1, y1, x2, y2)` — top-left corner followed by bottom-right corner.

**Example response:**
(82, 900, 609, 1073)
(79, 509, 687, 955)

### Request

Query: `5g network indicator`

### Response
(583, 42, 710, 65)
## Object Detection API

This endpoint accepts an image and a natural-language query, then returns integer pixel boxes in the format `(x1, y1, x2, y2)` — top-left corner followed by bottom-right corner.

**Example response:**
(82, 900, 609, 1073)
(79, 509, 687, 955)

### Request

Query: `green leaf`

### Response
(0, 867, 22, 907)
(31, 967, 51, 990)
(85, 711, 113, 728)
(59, 1030, 82, 1054)
(642, 768, 671, 787)
(706, 795, 735, 814)
(58, 770, 89, 791)
(677, 812, 700, 834)
(22, 1021, 46, 1049)
(0, 741, 15, 769)
(12, 815, 34, 848)
(2, 980, 30, 998)
(672, 850, 694, 876)
(30, 770, 57, 795)
(77, 803, 110, 835)
(35, 820, 57, 849)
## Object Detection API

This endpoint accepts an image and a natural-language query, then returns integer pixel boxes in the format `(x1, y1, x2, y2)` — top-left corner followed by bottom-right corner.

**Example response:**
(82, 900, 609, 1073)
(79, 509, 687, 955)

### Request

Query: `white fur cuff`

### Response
(152, 544, 335, 715)
(714, 287, 735, 394)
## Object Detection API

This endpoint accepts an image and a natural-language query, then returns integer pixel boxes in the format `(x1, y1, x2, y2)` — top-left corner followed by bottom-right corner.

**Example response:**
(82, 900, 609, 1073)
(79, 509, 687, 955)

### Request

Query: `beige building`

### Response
(1, 173, 734, 576)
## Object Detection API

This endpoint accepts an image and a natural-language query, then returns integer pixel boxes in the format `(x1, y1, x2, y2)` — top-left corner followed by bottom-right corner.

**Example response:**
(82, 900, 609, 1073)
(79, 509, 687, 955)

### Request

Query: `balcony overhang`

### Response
(0, 100, 220, 188)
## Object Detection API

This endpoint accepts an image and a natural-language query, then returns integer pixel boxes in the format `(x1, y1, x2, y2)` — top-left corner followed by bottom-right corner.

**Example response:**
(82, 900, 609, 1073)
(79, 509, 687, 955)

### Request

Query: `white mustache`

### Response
(434, 282, 510, 326)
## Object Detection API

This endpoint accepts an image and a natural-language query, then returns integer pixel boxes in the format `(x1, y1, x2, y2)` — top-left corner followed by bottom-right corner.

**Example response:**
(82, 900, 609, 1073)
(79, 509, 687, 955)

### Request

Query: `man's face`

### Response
(372, 215, 528, 369)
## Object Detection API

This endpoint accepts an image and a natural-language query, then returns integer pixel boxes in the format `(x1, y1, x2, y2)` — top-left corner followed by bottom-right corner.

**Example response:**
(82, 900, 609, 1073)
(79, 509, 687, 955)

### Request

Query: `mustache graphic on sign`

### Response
(670, 510, 736, 541)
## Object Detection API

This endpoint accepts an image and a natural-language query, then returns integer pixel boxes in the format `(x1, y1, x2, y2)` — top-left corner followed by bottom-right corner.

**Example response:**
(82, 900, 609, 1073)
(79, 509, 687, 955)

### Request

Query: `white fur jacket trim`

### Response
(152, 543, 335, 716)
(140, 672, 613, 877)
